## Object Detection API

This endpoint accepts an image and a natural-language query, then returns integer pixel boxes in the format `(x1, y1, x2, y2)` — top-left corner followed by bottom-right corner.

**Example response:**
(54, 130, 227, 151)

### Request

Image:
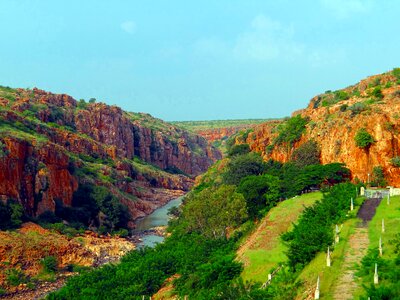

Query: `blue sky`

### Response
(0, 0, 399, 121)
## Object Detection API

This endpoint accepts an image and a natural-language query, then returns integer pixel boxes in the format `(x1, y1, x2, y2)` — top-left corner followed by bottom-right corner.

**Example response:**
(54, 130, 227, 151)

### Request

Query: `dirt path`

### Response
(333, 198, 381, 300)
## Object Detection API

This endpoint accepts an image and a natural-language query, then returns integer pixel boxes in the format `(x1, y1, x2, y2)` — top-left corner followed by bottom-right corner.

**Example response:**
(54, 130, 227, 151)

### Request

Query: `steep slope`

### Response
(244, 69, 400, 185)
(0, 86, 221, 222)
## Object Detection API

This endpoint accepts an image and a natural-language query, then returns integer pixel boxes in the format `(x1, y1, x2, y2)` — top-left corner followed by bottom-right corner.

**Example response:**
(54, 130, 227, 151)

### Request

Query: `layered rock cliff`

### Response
(0, 87, 221, 221)
(244, 70, 400, 186)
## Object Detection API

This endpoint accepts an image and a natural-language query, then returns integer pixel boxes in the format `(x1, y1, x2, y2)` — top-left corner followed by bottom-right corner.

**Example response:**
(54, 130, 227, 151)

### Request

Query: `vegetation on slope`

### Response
(48, 137, 354, 299)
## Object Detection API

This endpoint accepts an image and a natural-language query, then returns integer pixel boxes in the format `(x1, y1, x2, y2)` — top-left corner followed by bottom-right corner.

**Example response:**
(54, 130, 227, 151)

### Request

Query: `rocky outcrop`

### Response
(0, 87, 221, 220)
(0, 222, 135, 291)
(244, 71, 400, 186)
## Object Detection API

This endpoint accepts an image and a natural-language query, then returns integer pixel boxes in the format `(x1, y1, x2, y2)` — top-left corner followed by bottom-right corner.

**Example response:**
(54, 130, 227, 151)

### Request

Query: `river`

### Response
(133, 196, 184, 248)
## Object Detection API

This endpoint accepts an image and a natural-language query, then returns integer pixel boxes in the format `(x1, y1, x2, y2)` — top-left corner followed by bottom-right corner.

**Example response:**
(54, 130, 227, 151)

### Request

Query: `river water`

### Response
(134, 196, 183, 248)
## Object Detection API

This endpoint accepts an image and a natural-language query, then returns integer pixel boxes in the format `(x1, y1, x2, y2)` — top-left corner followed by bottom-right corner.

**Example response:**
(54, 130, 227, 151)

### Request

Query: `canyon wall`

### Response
(245, 72, 400, 186)
(0, 87, 221, 220)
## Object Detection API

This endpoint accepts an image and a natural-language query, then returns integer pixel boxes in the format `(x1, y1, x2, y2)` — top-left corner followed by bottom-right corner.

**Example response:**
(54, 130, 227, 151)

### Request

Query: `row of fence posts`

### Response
(313, 190, 391, 299)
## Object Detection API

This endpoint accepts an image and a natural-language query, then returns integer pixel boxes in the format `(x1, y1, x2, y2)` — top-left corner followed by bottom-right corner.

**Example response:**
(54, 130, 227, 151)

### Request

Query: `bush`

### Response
(391, 156, 400, 167)
(339, 104, 348, 112)
(354, 128, 375, 149)
(0, 200, 24, 230)
(6, 268, 28, 286)
(371, 86, 383, 99)
(348, 102, 366, 116)
(41, 256, 58, 273)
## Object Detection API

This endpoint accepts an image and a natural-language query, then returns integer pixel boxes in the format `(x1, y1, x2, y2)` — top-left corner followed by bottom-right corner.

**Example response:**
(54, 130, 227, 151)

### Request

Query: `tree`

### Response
(182, 185, 247, 239)
(355, 128, 375, 149)
(237, 174, 281, 219)
(222, 153, 265, 185)
(290, 140, 320, 168)
(371, 166, 386, 187)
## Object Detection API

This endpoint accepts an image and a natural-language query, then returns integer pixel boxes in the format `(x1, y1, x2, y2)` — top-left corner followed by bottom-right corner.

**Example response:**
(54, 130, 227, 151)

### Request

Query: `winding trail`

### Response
(333, 198, 381, 300)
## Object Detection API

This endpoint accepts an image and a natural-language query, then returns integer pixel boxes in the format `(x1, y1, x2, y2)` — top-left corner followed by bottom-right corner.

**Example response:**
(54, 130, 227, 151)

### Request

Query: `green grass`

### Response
(352, 195, 400, 298)
(295, 196, 365, 299)
(368, 195, 400, 257)
(239, 192, 322, 283)
(297, 218, 359, 300)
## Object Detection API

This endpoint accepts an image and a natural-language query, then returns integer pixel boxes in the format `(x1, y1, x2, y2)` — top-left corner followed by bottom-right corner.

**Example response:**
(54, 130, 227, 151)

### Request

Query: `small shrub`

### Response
(41, 256, 58, 273)
(348, 102, 366, 116)
(385, 81, 393, 88)
(339, 104, 348, 112)
(354, 128, 375, 149)
(6, 268, 27, 286)
(371, 86, 383, 99)
(391, 156, 400, 167)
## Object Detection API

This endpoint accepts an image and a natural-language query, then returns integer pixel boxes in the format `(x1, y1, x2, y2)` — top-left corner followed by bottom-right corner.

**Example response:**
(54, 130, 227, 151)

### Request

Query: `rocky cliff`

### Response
(243, 70, 400, 186)
(0, 87, 221, 222)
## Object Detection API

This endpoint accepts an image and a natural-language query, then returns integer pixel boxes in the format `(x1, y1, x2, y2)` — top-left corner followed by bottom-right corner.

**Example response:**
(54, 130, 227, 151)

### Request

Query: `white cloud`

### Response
(308, 48, 347, 67)
(120, 21, 136, 34)
(321, 0, 373, 18)
(233, 15, 303, 62)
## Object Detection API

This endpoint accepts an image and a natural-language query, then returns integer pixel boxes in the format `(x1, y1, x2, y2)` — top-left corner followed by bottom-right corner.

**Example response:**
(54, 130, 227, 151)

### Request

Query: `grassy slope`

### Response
(237, 192, 322, 283)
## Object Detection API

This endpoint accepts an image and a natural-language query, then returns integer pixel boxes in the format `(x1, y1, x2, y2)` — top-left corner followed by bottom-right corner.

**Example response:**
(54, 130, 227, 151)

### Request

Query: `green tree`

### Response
(371, 166, 386, 187)
(355, 128, 375, 149)
(183, 185, 248, 239)
(223, 153, 265, 185)
(237, 174, 280, 219)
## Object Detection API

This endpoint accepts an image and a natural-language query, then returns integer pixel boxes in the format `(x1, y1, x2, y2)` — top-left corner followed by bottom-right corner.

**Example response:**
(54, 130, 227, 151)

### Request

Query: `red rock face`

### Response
(0, 138, 78, 216)
(245, 73, 400, 186)
(0, 87, 221, 219)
